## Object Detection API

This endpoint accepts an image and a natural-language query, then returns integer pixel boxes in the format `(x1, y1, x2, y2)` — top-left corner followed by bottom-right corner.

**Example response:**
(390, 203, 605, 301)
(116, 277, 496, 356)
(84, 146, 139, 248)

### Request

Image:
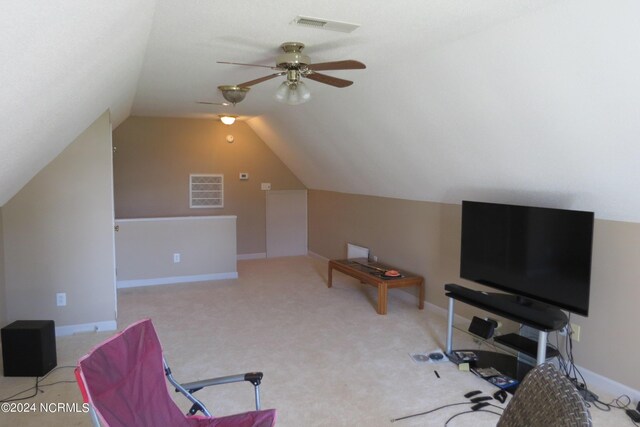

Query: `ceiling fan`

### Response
(218, 42, 366, 105)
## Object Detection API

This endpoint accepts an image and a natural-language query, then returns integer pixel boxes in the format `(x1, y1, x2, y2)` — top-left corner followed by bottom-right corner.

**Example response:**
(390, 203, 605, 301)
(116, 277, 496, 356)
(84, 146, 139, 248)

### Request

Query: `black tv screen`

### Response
(460, 201, 594, 316)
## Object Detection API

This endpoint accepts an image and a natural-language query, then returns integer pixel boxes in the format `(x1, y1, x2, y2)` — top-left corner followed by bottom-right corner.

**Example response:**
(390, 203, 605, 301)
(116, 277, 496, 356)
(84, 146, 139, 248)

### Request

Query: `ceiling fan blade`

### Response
(305, 72, 353, 88)
(196, 101, 229, 106)
(307, 60, 366, 71)
(217, 61, 279, 70)
(238, 73, 283, 87)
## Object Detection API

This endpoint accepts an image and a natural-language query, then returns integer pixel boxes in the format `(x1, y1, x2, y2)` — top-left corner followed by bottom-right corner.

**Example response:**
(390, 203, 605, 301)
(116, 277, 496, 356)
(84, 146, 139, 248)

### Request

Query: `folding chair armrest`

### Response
(181, 372, 264, 412)
(165, 358, 265, 414)
(181, 372, 263, 391)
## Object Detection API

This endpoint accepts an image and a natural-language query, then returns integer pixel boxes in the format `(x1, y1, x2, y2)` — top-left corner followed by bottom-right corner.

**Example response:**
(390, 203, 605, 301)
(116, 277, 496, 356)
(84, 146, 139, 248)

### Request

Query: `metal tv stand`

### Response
(444, 283, 568, 365)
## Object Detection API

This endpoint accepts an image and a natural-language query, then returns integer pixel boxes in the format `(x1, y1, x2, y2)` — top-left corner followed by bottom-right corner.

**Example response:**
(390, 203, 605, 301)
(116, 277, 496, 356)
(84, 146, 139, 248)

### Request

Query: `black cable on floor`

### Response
(0, 365, 76, 403)
(444, 409, 502, 426)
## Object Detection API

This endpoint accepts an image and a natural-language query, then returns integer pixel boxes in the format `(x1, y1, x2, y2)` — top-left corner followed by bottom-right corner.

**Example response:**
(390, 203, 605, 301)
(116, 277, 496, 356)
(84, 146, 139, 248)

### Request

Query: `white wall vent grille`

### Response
(190, 174, 223, 208)
(291, 16, 360, 33)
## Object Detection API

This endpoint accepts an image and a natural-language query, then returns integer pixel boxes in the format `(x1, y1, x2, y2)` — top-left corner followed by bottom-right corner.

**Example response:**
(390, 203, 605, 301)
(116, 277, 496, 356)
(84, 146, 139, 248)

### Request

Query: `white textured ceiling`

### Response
(3, 0, 640, 222)
(0, 1, 155, 206)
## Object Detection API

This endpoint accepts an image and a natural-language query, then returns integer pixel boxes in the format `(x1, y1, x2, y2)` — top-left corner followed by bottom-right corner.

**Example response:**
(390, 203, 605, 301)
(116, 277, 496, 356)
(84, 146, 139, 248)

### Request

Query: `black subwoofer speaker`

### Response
(1, 320, 57, 377)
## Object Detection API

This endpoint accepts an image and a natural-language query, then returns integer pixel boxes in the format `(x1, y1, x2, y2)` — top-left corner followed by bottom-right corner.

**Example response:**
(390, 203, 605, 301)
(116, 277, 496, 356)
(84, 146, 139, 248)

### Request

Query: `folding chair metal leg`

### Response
(163, 359, 212, 417)
(254, 384, 261, 410)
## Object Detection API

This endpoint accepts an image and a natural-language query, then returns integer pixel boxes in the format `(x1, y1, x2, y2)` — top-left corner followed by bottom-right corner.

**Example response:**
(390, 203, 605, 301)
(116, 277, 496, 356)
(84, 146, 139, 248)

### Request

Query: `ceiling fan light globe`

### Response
(222, 91, 246, 104)
(218, 85, 249, 104)
(219, 115, 236, 125)
(287, 88, 301, 105)
(297, 81, 311, 101)
(275, 82, 290, 102)
(275, 81, 311, 105)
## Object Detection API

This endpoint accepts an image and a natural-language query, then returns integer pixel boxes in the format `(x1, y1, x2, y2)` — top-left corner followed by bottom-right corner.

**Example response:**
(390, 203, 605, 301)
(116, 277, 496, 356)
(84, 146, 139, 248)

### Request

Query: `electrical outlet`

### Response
(261, 183, 271, 190)
(570, 323, 581, 342)
(56, 293, 66, 307)
(173, 253, 181, 263)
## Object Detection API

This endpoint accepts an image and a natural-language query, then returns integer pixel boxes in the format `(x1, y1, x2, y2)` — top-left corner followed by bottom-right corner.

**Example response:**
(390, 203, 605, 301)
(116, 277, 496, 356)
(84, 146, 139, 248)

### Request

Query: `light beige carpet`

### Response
(0, 256, 630, 426)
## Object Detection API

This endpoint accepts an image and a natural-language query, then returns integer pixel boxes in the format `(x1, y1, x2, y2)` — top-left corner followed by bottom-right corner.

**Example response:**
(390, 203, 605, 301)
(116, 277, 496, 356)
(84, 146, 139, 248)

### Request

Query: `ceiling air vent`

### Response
(291, 16, 360, 33)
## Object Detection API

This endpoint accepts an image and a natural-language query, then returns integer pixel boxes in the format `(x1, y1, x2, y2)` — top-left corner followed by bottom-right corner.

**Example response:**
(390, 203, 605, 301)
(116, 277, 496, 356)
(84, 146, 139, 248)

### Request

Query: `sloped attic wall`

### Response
(2, 111, 116, 331)
(0, 1, 155, 207)
(249, 0, 640, 223)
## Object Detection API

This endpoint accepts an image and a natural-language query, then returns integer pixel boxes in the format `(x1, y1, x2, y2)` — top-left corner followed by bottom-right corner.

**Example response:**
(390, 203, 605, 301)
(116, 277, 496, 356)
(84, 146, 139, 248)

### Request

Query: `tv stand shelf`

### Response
(444, 283, 567, 365)
(494, 333, 559, 360)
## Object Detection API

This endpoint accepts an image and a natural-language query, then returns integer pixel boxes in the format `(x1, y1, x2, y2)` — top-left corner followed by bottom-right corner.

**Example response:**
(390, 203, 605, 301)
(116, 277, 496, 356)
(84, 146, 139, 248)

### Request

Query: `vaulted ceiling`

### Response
(2, 0, 640, 221)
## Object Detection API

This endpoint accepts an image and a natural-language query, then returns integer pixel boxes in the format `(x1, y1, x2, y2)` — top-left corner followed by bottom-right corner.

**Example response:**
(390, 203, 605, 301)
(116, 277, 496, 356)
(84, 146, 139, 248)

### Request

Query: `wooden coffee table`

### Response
(327, 258, 424, 315)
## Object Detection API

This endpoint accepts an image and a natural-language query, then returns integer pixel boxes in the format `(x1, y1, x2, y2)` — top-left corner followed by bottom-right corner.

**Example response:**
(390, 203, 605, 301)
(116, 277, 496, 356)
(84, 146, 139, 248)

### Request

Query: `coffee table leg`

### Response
(418, 280, 424, 310)
(378, 282, 388, 315)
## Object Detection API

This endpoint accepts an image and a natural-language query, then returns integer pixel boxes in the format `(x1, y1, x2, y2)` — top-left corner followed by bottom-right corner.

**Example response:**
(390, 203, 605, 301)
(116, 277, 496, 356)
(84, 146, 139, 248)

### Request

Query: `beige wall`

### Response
(115, 216, 237, 284)
(308, 189, 640, 391)
(2, 111, 116, 328)
(112, 117, 305, 255)
(0, 208, 5, 326)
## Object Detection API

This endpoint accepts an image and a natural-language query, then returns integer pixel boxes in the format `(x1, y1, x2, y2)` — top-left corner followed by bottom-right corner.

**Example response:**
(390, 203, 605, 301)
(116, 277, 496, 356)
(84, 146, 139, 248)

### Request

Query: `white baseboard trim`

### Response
(117, 272, 238, 289)
(237, 253, 266, 260)
(565, 362, 640, 401)
(56, 320, 117, 337)
(424, 301, 472, 328)
(307, 250, 329, 261)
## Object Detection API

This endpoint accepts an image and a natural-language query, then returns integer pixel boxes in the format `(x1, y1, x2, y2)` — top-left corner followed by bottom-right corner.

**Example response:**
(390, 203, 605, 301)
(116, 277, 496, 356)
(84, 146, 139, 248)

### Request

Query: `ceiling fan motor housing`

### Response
(276, 42, 310, 69)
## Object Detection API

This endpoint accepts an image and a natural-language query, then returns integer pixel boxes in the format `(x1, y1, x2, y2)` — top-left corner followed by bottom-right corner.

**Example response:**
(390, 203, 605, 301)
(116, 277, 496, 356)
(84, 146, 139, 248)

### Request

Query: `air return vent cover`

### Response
(291, 16, 360, 33)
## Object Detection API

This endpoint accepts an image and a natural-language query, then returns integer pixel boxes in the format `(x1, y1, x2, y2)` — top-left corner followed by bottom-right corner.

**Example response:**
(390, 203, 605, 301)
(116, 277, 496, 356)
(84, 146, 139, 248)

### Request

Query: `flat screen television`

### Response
(460, 201, 594, 316)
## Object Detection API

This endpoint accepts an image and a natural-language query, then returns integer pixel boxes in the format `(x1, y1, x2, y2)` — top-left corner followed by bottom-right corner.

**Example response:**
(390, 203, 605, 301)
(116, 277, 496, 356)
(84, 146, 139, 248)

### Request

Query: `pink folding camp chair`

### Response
(75, 319, 276, 427)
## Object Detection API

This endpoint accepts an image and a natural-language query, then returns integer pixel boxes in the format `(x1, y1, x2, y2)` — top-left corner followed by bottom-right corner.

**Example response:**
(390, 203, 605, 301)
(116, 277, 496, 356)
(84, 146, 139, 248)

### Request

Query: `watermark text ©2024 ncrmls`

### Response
(1, 402, 90, 413)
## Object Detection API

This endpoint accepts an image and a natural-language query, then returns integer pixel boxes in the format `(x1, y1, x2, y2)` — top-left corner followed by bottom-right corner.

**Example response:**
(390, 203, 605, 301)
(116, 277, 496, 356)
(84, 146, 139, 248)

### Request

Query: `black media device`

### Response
(493, 389, 507, 403)
(471, 402, 490, 411)
(1, 320, 57, 377)
(460, 201, 594, 316)
(626, 409, 640, 422)
(468, 316, 495, 339)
